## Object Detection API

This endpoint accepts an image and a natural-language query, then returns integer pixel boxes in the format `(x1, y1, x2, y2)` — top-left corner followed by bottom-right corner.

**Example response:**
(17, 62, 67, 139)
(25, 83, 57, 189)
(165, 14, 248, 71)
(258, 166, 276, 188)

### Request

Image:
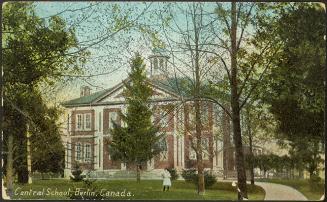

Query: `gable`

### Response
(96, 82, 178, 104)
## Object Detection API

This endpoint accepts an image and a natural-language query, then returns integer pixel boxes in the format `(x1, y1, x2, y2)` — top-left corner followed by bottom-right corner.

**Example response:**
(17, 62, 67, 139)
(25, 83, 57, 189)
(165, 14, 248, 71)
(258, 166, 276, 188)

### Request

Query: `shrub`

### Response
(70, 164, 84, 182)
(181, 169, 217, 188)
(167, 168, 179, 181)
(309, 174, 321, 189)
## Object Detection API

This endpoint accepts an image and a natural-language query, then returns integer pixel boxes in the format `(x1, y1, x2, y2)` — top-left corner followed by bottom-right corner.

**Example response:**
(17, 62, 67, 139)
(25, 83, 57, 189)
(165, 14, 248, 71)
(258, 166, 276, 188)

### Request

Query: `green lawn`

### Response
(11, 179, 265, 200)
(256, 178, 325, 200)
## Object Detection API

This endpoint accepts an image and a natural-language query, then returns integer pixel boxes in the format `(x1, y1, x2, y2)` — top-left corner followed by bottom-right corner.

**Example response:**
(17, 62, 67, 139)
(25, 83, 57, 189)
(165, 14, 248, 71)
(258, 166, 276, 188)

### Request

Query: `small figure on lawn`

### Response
(162, 168, 171, 191)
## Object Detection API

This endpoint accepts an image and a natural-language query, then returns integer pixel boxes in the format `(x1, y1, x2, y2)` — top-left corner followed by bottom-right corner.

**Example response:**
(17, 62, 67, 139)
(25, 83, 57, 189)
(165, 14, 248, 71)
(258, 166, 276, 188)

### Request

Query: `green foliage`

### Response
(109, 53, 163, 170)
(257, 4, 325, 179)
(2, 2, 86, 183)
(70, 164, 84, 182)
(167, 168, 179, 181)
(181, 169, 217, 188)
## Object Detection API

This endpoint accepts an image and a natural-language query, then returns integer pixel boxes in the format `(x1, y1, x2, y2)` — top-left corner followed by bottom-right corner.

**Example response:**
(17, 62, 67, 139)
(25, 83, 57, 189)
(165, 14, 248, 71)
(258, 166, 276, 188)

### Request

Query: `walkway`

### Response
(255, 182, 308, 201)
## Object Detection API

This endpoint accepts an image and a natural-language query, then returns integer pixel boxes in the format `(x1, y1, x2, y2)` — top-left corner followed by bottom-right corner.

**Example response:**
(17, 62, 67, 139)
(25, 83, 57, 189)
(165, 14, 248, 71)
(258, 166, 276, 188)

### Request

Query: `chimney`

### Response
(80, 86, 91, 97)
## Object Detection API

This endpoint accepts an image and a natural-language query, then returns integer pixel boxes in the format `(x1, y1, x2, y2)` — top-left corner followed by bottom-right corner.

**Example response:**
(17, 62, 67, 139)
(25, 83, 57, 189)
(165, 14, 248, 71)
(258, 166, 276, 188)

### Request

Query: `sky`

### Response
(33, 1, 222, 103)
(31, 1, 309, 104)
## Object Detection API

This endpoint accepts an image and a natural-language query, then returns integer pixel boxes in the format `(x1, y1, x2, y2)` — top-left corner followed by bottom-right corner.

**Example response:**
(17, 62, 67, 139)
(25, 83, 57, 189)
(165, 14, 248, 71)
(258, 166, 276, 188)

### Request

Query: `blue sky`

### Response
(32, 1, 222, 103)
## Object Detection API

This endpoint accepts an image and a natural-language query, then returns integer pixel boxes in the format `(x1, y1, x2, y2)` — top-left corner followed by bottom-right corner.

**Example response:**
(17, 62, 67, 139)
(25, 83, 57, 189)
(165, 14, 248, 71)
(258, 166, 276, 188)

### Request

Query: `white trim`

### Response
(75, 142, 83, 161)
(76, 114, 83, 131)
(84, 113, 92, 130)
(98, 111, 102, 132)
(70, 135, 95, 138)
(181, 136, 184, 167)
(84, 143, 92, 162)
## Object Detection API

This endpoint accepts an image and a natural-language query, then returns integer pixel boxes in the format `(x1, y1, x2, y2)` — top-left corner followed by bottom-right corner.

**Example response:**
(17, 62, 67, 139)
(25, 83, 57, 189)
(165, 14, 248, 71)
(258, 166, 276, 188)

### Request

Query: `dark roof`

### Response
(62, 76, 229, 107)
(150, 77, 193, 97)
(62, 88, 113, 106)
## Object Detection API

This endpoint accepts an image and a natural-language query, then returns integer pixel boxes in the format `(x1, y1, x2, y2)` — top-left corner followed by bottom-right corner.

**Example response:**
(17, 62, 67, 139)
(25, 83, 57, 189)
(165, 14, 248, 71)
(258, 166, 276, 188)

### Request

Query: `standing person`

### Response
(162, 168, 171, 191)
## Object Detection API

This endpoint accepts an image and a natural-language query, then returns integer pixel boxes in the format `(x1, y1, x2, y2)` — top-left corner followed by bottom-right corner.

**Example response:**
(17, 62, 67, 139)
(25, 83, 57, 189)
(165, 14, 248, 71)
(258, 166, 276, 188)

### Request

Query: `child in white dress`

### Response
(162, 168, 171, 191)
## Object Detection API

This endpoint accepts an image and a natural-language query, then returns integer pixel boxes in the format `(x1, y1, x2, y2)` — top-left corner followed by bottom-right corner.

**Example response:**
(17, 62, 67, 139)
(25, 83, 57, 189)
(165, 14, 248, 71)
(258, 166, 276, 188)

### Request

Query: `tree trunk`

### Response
(136, 164, 140, 183)
(230, 1, 248, 199)
(195, 99, 205, 195)
(193, 9, 205, 195)
(26, 124, 32, 184)
(6, 134, 14, 198)
(246, 110, 255, 185)
(222, 109, 232, 179)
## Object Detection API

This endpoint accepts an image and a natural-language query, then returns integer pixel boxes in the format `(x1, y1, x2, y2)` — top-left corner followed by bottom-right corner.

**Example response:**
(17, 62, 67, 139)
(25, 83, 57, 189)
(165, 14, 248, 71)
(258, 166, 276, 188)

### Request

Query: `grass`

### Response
(256, 178, 325, 200)
(11, 179, 265, 200)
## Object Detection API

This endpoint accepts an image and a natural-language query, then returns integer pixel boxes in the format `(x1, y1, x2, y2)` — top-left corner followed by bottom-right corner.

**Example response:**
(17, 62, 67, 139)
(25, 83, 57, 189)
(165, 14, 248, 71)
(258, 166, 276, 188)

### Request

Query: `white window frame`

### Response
(84, 113, 91, 130)
(76, 114, 83, 131)
(76, 113, 92, 131)
(75, 142, 83, 161)
(84, 143, 92, 162)
(159, 138, 168, 161)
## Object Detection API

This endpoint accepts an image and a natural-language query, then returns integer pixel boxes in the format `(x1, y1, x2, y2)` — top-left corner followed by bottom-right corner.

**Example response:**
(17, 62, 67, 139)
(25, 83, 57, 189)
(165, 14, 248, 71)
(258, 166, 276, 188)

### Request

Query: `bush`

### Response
(167, 168, 179, 181)
(70, 164, 84, 182)
(181, 169, 217, 188)
(309, 174, 321, 189)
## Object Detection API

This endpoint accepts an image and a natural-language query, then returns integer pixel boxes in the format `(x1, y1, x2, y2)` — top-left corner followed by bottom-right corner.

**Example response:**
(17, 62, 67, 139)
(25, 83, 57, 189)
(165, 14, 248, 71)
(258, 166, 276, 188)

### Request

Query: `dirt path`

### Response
(255, 182, 308, 201)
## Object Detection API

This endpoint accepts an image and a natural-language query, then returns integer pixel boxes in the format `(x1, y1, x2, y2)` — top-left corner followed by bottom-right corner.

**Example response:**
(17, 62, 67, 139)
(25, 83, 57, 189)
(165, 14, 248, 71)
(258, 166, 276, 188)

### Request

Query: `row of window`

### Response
(73, 105, 210, 132)
(74, 138, 209, 164)
(75, 143, 92, 162)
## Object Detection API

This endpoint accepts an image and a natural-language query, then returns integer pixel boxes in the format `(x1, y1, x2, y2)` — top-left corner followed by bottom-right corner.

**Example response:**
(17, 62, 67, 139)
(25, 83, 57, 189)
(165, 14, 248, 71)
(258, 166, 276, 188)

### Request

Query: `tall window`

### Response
(84, 144, 91, 162)
(85, 113, 91, 129)
(109, 111, 119, 129)
(77, 114, 83, 130)
(75, 143, 82, 161)
(76, 113, 92, 131)
(159, 138, 168, 161)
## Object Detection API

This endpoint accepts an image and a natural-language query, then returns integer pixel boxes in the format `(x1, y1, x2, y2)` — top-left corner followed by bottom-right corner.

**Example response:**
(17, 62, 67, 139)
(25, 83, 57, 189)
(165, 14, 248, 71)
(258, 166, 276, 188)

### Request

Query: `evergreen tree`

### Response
(109, 54, 163, 183)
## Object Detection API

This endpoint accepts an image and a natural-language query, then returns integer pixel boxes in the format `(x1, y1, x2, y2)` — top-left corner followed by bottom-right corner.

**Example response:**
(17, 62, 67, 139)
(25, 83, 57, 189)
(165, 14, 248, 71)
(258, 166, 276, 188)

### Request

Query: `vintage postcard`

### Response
(2, 1, 325, 201)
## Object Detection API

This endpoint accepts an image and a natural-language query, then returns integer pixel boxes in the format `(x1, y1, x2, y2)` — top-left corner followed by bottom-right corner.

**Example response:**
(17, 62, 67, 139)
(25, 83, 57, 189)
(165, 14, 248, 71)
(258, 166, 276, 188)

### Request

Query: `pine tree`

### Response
(109, 53, 163, 183)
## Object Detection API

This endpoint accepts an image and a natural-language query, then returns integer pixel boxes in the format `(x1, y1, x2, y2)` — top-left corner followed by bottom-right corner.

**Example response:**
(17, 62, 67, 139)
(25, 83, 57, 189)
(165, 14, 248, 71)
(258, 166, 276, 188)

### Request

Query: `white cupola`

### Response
(148, 48, 169, 77)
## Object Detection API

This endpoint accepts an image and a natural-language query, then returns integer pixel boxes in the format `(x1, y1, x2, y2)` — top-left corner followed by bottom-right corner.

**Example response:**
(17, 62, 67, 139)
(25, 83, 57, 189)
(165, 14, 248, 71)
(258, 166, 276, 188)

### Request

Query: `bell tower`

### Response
(148, 48, 169, 78)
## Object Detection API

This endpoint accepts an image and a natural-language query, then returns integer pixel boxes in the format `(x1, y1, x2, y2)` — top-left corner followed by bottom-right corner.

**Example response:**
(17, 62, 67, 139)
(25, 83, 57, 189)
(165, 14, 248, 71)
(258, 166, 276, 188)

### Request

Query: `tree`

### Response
(258, 3, 325, 180)
(2, 2, 86, 195)
(109, 54, 162, 183)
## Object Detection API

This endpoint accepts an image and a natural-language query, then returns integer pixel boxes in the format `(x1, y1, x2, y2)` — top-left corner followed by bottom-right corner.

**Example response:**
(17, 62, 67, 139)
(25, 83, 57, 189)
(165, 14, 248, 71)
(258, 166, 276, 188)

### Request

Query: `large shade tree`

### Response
(257, 3, 325, 179)
(2, 2, 87, 196)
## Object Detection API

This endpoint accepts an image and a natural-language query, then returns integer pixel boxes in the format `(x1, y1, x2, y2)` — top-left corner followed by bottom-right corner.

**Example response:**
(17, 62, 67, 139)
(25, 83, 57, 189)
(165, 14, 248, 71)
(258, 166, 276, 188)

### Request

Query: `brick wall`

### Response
(71, 137, 95, 170)
(70, 109, 95, 136)
(103, 137, 121, 170)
